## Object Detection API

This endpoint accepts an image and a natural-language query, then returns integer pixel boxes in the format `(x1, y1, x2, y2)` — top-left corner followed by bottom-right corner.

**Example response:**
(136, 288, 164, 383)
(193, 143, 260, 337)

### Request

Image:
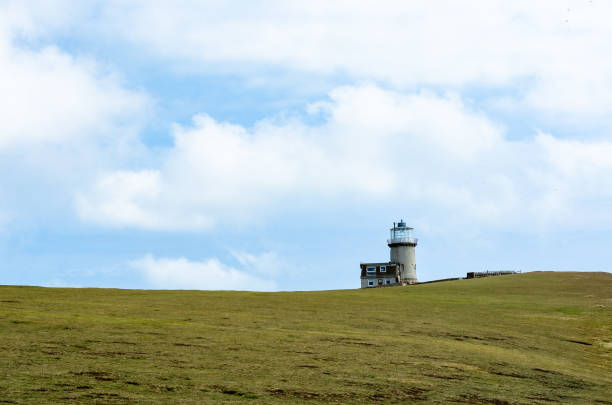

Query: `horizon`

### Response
(2, 270, 609, 293)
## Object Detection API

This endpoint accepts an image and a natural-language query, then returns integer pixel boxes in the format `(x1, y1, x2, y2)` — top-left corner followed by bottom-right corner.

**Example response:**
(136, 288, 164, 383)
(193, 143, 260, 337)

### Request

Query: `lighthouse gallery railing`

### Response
(387, 237, 418, 244)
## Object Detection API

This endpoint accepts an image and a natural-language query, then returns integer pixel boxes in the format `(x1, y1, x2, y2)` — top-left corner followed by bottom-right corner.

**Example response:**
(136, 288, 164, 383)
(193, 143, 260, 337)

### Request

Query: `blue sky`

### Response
(1, 1, 610, 291)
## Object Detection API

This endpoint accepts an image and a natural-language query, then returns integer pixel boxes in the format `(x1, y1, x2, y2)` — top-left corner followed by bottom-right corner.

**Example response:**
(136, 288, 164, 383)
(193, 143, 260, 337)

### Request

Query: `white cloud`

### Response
(75, 170, 214, 230)
(528, 133, 612, 227)
(76, 84, 612, 232)
(0, 3, 151, 225)
(230, 250, 285, 276)
(66, 0, 612, 123)
(0, 23, 149, 148)
(130, 254, 277, 291)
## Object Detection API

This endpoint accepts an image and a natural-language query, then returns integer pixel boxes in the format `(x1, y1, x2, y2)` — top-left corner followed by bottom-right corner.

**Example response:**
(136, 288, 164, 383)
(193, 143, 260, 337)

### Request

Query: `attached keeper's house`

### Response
(359, 262, 401, 288)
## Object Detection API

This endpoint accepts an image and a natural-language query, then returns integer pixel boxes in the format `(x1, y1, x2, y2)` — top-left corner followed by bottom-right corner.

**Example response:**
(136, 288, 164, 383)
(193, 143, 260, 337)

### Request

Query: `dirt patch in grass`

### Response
(72, 371, 117, 382)
(444, 333, 510, 343)
(172, 342, 209, 348)
(526, 394, 558, 402)
(110, 340, 138, 345)
(564, 339, 592, 346)
(489, 370, 528, 379)
(66, 391, 132, 402)
(454, 393, 513, 404)
(531, 368, 591, 390)
(319, 336, 380, 347)
(85, 351, 147, 359)
(267, 386, 429, 402)
(208, 385, 258, 399)
(32, 387, 58, 392)
(423, 373, 465, 380)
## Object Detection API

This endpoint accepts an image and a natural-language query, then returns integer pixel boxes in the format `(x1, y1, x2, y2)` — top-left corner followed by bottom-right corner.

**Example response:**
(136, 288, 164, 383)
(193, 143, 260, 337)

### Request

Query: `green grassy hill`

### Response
(1, 272, 610, 404)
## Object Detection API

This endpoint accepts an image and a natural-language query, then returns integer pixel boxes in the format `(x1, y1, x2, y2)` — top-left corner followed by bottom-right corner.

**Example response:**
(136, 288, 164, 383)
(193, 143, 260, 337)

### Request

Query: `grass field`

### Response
(0, 272, 610, 404)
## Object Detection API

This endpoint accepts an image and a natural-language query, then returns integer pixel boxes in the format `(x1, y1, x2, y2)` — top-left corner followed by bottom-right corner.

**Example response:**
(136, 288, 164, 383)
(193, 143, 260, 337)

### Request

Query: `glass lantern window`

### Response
(390, 227, 413, 239)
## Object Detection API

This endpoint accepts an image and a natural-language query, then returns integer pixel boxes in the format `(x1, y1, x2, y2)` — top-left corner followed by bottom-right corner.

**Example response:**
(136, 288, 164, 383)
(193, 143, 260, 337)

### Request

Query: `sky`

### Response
(1, 1, 611, 291)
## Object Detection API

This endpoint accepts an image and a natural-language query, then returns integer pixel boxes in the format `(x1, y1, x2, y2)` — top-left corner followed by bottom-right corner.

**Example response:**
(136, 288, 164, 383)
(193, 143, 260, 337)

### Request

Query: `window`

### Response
(368, 280, 374, 286)
(380, 266, 386, 272)
(386, 279, 391, 285)
(366, 266, 376, 273)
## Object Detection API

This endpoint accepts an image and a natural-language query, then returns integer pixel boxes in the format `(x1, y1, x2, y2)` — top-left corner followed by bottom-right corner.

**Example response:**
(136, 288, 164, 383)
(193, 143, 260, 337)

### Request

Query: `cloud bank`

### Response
(130, 254, 277, 291)
(81, 1, 612, 124)
(77, 85, 612, 232)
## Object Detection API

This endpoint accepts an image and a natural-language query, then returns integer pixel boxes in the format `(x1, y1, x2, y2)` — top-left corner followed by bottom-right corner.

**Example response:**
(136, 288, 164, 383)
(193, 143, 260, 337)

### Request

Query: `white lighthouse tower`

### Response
(388, 220, 418, 285)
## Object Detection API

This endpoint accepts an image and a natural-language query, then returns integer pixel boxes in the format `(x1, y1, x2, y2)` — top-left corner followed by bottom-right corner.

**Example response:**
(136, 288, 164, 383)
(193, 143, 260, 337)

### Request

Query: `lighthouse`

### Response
(388, 220, 418, 285)
(360, 220, 419, 288)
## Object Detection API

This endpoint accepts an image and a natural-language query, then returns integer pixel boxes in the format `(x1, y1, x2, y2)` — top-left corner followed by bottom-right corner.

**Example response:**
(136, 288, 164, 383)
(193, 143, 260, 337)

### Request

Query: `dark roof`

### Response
(360, 263, 400, 278)
(360, 262, 399, 267)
